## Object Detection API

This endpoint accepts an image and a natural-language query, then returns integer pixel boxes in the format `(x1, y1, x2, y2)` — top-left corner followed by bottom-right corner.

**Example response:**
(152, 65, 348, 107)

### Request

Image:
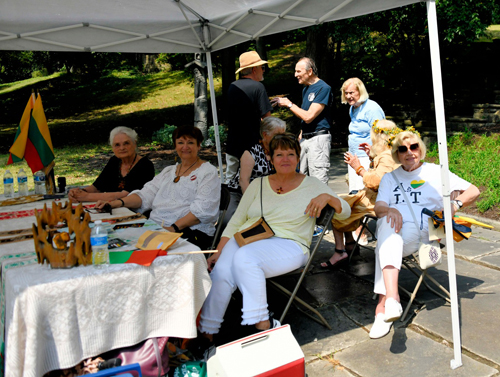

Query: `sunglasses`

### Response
(398, 143, 419, 153)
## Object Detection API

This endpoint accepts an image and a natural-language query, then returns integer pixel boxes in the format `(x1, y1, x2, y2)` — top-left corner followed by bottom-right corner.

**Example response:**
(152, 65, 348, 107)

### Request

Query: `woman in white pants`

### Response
(199, 134, 350, 343)
(370, 128, 480, 339)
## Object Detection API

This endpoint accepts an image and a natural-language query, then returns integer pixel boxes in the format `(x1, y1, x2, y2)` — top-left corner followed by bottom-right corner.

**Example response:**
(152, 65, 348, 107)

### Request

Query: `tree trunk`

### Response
(305, 25, 335, 87)
(220, 46, 236, 120)
(142, 54, 159, 73)
(193, 53, 209, 142)
(256, 37, 268, 70)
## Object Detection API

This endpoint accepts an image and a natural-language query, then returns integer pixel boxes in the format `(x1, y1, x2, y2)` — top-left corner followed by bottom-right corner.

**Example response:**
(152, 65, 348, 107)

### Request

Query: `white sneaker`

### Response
(270, 316, 281, 329)
(369, 313, 392, 339)
(384, 298, 403, 322)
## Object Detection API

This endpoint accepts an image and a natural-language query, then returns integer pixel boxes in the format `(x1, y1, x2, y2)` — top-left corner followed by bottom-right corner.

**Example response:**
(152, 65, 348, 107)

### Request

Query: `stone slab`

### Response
(471, 227, 500, 243)
(335, 327, 497, 377)
(442, 238, 500, 260)
(398, 255, 500, 305)
(306, 358, 355, 377)
(477, 251, 500, 269)
(414, 280, 500, 365)
(288, 305, 368, 363)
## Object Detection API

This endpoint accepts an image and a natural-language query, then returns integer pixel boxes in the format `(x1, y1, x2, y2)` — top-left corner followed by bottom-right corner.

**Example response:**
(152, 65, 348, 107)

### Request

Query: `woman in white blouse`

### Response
(97, 125, 220, 250)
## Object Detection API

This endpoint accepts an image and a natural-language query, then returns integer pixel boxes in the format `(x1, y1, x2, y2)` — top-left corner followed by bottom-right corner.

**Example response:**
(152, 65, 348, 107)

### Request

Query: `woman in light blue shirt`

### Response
(340, 78, 385, 193)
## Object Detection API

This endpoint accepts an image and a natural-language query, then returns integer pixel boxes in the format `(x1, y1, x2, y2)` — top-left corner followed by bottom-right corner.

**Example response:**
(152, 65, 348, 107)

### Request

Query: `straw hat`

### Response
(235, 51, 268, 74)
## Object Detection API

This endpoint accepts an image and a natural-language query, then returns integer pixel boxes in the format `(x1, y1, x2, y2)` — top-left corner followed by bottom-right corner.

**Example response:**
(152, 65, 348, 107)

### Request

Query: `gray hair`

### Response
(298, 57, 318, 76)
(239, 67, 253, 76)
(109, 126, 138, 146)
(260, 116, 287, 138)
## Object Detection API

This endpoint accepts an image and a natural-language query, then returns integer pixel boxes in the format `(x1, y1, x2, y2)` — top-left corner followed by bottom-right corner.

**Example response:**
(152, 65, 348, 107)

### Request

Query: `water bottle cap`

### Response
(95, 220, 102, 224)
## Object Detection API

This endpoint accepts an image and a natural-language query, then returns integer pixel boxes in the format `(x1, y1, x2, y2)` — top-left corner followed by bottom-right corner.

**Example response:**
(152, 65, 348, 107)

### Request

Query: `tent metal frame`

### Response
(0, 0, 463, 368)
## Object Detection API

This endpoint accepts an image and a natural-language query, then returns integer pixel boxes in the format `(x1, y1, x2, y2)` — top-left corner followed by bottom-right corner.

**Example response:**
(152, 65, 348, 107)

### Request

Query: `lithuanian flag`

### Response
(7, 93, 55, 173)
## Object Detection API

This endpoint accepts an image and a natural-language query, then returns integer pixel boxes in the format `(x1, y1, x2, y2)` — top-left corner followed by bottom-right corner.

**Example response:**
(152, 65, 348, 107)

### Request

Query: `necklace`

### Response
(173, 158, 199, 183)
(276, 186, 283, 194)
(118, 154, 137, 190)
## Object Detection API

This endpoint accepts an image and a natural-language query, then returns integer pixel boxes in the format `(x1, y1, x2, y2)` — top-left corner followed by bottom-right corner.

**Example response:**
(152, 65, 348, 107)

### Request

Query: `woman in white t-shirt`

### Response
(369, 129, 480, 339)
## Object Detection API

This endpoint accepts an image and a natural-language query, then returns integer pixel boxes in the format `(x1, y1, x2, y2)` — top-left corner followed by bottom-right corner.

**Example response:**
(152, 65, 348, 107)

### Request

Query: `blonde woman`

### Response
(340, 78, 385, 193)
(321, 119, 399, 269)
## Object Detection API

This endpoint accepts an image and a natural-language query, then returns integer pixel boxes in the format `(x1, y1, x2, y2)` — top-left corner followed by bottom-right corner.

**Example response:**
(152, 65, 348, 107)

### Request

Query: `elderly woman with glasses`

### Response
(369, 127, 480, 339)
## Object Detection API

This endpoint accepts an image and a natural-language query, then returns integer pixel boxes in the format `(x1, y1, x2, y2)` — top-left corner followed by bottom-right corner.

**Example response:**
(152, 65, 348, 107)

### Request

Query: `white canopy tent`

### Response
(0, 0, 463, 368)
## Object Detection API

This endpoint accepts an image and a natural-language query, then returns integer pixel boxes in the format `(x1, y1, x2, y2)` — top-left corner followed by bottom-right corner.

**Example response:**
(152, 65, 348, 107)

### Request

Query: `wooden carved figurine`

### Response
(32, 201, 92, 268)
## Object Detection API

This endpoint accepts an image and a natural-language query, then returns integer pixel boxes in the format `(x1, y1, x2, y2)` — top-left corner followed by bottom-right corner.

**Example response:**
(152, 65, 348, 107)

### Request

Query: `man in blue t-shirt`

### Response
(272, 57, 333, 184)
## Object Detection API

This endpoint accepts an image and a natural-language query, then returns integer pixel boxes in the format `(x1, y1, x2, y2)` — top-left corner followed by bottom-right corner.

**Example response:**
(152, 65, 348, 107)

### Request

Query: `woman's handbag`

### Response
(234, 178, 275, 247)
(391, 172, 442, 269)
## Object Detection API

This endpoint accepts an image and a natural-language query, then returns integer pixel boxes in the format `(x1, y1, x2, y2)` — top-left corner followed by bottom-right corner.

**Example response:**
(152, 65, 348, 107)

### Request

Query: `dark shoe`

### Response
(320, 251, 348, 270)
(190, 335, 214, 361)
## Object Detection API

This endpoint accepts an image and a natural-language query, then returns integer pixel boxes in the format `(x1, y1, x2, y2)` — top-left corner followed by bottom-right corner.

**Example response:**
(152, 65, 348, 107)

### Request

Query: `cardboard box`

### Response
(207, 325, 305, 377)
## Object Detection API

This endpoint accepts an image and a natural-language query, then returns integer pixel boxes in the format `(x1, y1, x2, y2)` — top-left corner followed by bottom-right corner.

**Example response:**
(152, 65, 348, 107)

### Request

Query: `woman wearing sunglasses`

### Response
(369, 127, 480, 339)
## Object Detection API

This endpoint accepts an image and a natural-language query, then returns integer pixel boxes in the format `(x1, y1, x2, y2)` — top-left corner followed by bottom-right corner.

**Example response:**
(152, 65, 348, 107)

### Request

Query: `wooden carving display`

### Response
(32, 201, 92, 268)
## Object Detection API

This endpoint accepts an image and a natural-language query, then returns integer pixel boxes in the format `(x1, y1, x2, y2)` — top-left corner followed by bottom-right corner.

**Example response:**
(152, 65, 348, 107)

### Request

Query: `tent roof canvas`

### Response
(0, 0, 421, 53)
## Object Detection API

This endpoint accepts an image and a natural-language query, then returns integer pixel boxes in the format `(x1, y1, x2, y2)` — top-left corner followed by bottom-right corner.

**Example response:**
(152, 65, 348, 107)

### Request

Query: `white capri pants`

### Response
(374, 217, 430, 296)
(199, 237, 308, 334)
(347, 156, 370, 193)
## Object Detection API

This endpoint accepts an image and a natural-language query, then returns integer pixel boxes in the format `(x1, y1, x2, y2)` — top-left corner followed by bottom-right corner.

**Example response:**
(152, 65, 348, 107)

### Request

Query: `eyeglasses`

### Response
(398, 143, 419, 153)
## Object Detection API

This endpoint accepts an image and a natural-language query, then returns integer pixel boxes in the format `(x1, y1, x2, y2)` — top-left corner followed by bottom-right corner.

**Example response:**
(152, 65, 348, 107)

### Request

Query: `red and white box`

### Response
(207, 324, 305, 377)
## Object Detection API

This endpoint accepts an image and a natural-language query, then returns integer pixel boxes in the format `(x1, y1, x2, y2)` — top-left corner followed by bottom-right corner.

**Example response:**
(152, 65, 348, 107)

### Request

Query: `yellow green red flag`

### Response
(7, 93, 55, 173)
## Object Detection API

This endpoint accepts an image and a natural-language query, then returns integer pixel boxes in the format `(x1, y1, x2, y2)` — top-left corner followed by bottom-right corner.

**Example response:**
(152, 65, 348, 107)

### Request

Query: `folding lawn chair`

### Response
(348, 213, 377, 263)
(268, 205, 336, 330)
(399, 252, 451, 321)
(209, 185, 231, 251)
(356, 214, 451, 321)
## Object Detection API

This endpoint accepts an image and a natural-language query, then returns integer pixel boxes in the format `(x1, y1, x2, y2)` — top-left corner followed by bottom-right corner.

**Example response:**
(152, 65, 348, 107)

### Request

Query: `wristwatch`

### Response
(287, 102, 293, 109)
(451, 200, 463, 210)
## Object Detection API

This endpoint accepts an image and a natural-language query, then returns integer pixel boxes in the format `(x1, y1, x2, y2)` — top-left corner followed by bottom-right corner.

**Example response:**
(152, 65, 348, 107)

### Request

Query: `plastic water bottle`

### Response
(34, 170, 46, 195)
(17, 168, 29, 197)
(3, 170, 14, 198)
(91, 220, 109, 267)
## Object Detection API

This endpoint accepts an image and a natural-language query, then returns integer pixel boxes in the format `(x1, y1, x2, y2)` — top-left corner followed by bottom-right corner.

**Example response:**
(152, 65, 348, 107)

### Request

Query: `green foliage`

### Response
(157, 53, 192, 71)
(31, 68, 49, 78)
(1, 144, 111, 191)
(208, 125, 227, 146)
(152, 124, 177, 147)
(426, 131, 500, 213)
(437, 0, 500, 43)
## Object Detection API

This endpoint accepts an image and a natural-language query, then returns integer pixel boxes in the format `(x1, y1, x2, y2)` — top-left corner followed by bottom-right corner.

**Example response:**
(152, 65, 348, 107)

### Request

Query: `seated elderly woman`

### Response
(369, 128, 480, 339)
(198, 133, 350, 343)
(223, 116, 286, 226)
(69, 126, 155, 203)
(96, 125, 220, 250)
(321, 119, 399, 269)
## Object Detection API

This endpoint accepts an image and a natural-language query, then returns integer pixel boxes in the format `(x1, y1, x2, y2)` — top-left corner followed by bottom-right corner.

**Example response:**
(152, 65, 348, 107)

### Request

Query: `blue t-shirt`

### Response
(348, 99, 385, 158)
(300, 79, 333, 134)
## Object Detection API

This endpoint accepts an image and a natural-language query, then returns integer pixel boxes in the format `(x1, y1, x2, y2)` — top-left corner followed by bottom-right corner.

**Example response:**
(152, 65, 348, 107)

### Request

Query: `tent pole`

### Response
(203, 28, 224, 182)
(426, 0, 462, 369)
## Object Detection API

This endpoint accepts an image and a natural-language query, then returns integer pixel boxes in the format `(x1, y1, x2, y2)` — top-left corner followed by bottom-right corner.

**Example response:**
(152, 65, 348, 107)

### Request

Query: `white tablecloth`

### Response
(0, 199, 212, 377)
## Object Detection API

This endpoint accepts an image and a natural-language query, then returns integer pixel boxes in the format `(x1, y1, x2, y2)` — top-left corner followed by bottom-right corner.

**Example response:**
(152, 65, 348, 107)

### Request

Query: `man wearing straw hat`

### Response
(225, 51, 272, 183)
